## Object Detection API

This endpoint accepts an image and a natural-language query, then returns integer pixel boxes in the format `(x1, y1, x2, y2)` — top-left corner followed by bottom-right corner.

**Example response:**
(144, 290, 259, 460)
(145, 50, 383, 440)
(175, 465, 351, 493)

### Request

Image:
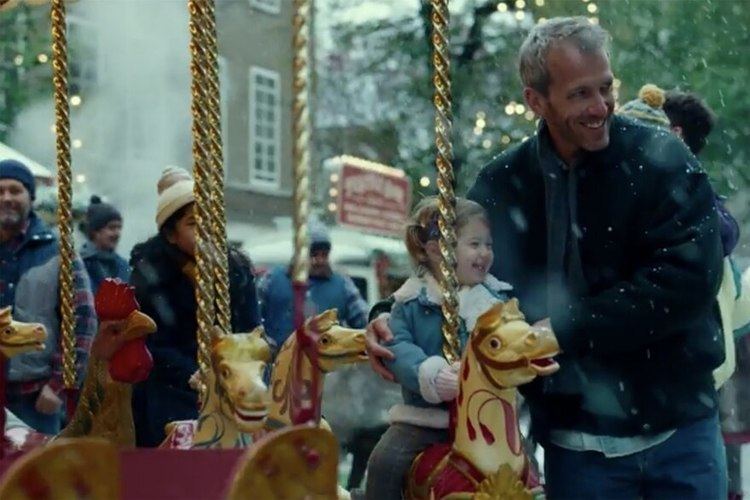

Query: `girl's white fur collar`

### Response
(393, 273, 512, 305)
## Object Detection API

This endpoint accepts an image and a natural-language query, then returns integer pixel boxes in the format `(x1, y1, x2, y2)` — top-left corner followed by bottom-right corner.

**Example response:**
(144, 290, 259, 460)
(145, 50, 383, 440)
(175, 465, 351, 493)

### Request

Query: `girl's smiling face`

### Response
(455, 216, 494, 287)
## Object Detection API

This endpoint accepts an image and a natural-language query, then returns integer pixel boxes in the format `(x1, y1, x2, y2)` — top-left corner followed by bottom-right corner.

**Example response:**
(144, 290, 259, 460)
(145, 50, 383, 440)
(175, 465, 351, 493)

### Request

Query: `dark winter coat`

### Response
(466, 115, 724, 439)
(129, 235, 260, 447)
(80, 241, 130, 295)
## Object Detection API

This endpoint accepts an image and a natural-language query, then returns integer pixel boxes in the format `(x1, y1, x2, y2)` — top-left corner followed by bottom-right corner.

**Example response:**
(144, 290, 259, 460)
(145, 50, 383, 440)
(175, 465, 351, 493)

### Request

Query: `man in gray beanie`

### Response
(0, 158, 95, 434)
(80, 195, 130, 295)
(259, 220, 368, 349)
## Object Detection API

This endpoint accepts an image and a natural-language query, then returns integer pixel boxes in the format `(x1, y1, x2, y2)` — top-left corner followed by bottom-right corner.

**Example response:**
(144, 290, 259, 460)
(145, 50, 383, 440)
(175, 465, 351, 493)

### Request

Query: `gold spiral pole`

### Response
(291, 0, 310, 287)
(200, 0, 231, 334)
(188, 0, 216, 389)
(431, 0, 460, 363)
(290, 0, 314, 425)
(50, 0, 76, 393)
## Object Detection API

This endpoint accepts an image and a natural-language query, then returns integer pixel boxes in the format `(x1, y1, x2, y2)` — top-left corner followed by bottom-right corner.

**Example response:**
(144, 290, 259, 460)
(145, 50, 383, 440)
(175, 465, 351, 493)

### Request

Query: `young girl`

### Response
(129, 167, 261, 446)
(365, 196, 512, 499)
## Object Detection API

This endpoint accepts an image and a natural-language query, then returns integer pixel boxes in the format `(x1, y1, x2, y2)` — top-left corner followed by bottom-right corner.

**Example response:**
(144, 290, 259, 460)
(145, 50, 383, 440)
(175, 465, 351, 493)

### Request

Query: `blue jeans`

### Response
(7, 392, 62, 434)
(544, 413, 727, 500)
(365, 423, 449, 500)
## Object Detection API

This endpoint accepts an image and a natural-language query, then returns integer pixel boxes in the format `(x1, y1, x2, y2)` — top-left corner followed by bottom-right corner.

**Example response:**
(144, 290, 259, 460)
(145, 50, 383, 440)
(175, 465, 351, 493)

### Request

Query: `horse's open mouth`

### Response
(320, 350, 368, 361)
(529, 356, 559, 375)
(234, 408, 268, 422)
(0, 340, 45, 351)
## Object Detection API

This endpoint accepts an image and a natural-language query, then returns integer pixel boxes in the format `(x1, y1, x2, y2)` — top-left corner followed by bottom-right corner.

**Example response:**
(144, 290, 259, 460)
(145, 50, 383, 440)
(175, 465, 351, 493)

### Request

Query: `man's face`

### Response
(92, 219, 123, 252)
(524, 43, 615, 164)
(0, 179, 31, 230)
(309, 248, 331, 277)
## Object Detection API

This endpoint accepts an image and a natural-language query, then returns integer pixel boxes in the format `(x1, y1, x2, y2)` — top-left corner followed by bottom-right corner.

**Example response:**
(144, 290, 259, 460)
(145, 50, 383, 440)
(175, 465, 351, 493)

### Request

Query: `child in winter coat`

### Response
(364, 197, 513, 499)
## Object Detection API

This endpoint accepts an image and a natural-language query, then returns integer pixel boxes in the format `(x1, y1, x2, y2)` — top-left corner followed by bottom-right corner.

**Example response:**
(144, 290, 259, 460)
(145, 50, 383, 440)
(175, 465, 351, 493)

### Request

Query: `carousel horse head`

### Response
(0, 306, 47, 358)
(303, 309, 368, 373)
(468, 299, 560, 389)
(210, 326, 272, 433)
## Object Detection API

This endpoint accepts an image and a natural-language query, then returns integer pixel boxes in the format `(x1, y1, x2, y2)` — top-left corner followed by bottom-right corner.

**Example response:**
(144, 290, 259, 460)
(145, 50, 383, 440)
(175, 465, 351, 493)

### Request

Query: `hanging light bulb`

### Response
(419, 176, 431, 187)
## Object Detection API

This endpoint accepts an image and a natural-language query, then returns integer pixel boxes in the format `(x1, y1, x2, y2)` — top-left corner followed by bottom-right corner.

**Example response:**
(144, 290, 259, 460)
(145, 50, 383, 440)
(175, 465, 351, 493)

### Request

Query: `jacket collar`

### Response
(17, 212, 55, 250)
(393, 272, 512, 307)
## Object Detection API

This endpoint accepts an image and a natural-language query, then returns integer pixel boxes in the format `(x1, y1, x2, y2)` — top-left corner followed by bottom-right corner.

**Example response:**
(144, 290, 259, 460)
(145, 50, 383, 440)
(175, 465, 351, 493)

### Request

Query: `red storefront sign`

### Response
(337, 160, 411, 237)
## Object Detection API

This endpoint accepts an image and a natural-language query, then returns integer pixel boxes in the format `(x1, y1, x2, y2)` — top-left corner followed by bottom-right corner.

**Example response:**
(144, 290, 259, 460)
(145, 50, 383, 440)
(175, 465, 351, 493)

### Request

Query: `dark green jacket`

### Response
(467, 116, 724, 438)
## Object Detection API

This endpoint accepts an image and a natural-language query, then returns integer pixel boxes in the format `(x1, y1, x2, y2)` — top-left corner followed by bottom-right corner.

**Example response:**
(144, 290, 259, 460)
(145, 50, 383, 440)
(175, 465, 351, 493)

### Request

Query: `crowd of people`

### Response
(0, 14, 748, 499)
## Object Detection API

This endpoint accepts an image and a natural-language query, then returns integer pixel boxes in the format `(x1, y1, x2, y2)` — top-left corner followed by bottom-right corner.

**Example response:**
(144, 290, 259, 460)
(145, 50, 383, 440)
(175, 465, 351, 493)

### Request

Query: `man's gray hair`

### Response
(519, 17, 610, 94)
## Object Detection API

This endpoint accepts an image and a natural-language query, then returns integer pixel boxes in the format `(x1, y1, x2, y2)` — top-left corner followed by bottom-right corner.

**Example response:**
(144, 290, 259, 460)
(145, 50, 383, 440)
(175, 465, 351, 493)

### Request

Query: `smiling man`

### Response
(80, 195, 130, 295)
(0, 158, 95, 434)
(465, 17, 726, 499)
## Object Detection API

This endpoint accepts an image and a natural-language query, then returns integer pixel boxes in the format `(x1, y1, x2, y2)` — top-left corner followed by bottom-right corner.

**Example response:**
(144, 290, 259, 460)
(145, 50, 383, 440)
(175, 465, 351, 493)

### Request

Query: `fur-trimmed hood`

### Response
(393, 272, 512, 305)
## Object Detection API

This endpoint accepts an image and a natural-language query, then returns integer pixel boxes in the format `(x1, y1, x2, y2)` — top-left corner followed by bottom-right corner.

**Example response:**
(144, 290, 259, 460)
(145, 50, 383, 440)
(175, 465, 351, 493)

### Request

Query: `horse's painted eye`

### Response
(221, 367, 230, 379)
(3, 328, 11, 336)
(489, 338, 502, 350)
(320, 336, 330, 345)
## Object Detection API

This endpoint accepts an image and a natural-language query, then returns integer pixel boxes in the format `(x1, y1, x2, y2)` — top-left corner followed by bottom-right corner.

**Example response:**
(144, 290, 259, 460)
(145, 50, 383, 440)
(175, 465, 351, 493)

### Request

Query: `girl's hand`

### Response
(435, 364, 460, 401)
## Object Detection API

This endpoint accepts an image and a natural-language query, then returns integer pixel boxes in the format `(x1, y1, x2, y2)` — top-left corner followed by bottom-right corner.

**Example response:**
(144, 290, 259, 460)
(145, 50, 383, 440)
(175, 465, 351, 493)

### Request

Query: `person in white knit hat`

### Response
(128, 167, 261, 447)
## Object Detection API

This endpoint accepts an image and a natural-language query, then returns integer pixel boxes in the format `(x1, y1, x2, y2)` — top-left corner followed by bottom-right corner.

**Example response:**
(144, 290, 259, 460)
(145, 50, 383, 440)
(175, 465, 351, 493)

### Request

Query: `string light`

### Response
(587, 3, 598, 13)
(419, 176, 431, 187)
(589, 17, 599, 24)
(329, 188, 338, 197)
(504, 103, 515, 115)
(72, 139, 83, 149)
(75, 174, 86, 183)
(476, 118, 486, 129)
(524, 110, 535, 121)
(538, 17, 547, 24)
(330, 173, 339, 183)
(37, 53, 48, 63)
(70, 95, 82, 107)
(328, 202, 337, 212)
(515, 10, 525, 21)
(497, 3, 508, 12)
(13, 55, 23, 66)
(473, 127, 483, 136)
(514, 103, 525, 114)
(515, 0, 525, 8)
(535, 0, 544, 5)
(501, 135, 511, 145)
(482, 139, 492, 149)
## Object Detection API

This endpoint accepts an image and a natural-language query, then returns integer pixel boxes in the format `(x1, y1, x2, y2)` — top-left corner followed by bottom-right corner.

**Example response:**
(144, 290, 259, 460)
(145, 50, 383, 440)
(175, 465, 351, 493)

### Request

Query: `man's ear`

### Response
(524, 87, 546, 117)
(671, 125, 683, 139)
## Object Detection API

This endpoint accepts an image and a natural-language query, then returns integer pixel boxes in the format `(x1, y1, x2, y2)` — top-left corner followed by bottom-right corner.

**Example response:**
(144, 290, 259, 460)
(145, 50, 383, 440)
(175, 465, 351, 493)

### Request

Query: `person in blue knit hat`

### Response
(259, 220, 369, 350)
(0, 158, 95, 434)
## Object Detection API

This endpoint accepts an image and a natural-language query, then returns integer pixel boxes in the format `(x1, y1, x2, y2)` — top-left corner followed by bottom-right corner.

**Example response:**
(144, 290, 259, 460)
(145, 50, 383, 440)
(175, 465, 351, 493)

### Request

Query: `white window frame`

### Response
(248, 66, 281, 190)
(248, 0, 281, 15)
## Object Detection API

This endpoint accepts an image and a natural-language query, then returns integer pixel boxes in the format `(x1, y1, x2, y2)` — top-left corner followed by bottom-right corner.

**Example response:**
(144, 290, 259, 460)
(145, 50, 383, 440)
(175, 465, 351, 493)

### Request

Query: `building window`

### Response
(249, 0, 281, 15)
(248, 66, 281, 189)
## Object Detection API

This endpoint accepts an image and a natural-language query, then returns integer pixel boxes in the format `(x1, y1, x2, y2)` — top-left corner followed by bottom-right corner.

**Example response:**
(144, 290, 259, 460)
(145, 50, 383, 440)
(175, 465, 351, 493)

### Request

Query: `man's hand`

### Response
(365, 313, 396, 382)
(435, 362, 460, 401)
(35, 384, 63, 415)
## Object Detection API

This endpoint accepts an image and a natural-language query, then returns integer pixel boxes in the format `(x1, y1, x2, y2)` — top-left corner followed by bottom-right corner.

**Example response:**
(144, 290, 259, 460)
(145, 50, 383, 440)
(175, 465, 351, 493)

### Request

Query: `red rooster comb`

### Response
(95, 279, 139, 321)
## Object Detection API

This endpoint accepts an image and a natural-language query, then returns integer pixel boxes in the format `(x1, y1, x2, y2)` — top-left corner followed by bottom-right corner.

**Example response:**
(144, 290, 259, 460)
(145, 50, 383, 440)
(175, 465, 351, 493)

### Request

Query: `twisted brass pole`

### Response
(200, 0, 231, 334)
(188, 0, 216, 388)
(290, 0, 315, 426)
(431, 0, 460, 363)
(291, 0, 310, 287)
(50, 0, 76, 391)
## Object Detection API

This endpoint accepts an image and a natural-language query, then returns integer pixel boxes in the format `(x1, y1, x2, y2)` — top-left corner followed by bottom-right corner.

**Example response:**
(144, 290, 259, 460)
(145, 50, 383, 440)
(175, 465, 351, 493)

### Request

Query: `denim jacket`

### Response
(385, 273, 512, 428)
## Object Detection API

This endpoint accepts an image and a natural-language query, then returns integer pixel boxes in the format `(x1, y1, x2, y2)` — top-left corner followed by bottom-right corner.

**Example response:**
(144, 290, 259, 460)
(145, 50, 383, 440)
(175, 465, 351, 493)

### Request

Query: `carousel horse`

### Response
(0, 307, 46, 359)
(226, 425, 340, 500)
(57, 279, 157, 447)
(1, 307, 49, 455)
(160, 326, 272, 449)
(0, 438, 119, 500)
(407, 299, 560, 500)
(264, 309, 367, 431)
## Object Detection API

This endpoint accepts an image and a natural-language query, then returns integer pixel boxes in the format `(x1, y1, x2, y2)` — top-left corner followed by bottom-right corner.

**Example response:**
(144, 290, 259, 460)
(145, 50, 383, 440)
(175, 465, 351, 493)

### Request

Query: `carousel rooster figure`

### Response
(408, 299, 560, 500)
(57, 278, 156, 447)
